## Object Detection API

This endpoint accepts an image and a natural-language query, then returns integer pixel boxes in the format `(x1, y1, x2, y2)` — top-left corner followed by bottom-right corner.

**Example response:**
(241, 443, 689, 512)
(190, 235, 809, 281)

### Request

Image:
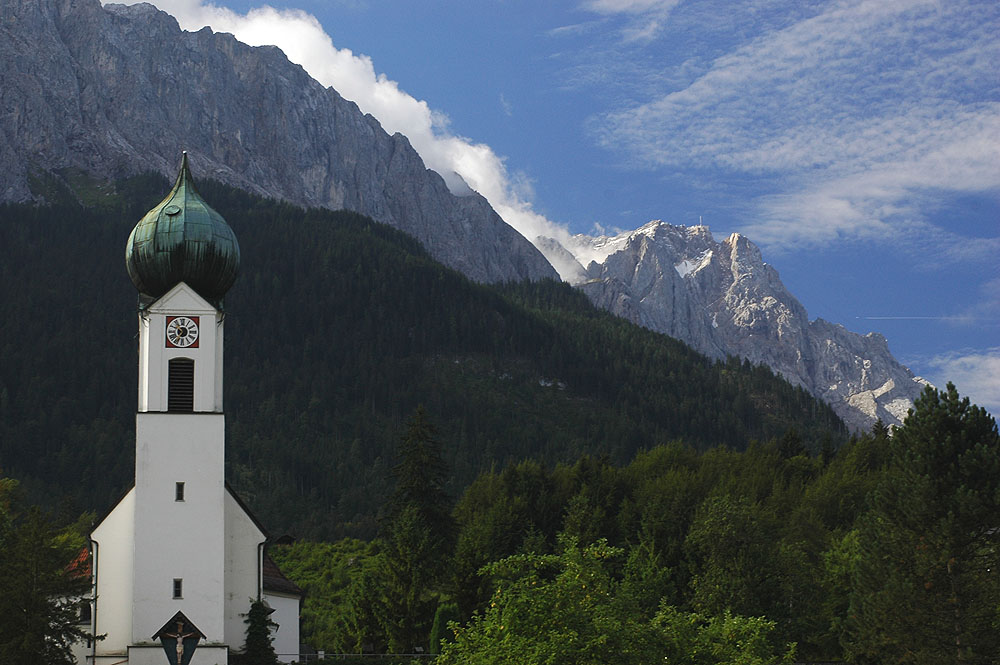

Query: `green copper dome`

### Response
(126, 153, 240, 307)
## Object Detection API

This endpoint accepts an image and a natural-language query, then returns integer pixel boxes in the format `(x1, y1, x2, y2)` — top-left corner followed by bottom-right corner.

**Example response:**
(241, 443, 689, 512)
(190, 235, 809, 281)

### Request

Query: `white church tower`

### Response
(79, 154, 300, 665)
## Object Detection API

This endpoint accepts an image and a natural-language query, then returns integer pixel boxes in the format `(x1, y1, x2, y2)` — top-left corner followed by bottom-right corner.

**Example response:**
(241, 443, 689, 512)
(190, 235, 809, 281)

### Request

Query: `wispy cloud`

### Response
(547, 20, 604, 38)
(860, 276, 1000, 326)
(919, 347, 1000, 416)
(590, 0, 1000, 255)
(101, 0, 577, 270)
(582, 0, 682, 43)
(499, 93, 514, 117)
(863, 316, 975, 322)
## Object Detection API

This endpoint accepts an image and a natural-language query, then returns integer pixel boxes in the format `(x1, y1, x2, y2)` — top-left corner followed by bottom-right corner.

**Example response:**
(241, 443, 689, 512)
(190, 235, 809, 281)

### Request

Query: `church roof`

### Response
(263, 554, 304, 597)
(125, 152, 240, 308)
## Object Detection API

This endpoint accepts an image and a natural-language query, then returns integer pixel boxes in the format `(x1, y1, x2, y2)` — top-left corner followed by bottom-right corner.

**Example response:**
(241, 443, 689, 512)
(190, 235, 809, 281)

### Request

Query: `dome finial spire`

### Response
(125, 152, 240, 308)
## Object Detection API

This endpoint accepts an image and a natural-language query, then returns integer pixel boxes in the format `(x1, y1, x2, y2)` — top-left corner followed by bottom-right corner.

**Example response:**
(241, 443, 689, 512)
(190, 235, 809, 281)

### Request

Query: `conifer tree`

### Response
(386, 406, 453, 545)
(240, 600, 279, 665)
(376, 407, 454, 652)
(847, 384, 1000, 663)
(0, 480, 94, 665)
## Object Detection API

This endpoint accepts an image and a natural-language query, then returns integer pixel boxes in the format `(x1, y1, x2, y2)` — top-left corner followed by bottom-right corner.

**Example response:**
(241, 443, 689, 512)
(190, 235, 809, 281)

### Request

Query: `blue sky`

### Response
(108, 0, 999, 413)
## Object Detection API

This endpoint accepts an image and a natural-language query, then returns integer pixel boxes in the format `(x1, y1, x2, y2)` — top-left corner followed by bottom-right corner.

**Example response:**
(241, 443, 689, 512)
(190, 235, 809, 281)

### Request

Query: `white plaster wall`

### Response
(264, 593, 301, 663)
(90, 488, 136, 657)
(133, 412, 226, 643)
(224, 492, 266, 648)
(139, 283, 223, 414)
(68, 615, 93, 664)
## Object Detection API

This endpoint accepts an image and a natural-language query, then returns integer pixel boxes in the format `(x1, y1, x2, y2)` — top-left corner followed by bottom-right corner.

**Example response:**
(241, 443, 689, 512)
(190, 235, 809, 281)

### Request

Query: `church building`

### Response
(74, 153, 302, 665)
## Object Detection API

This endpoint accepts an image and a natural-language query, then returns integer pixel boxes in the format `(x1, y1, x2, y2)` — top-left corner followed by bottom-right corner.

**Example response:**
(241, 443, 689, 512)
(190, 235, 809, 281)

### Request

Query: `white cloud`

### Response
(499, 93, 514, 117)
(591, 0, 1000, 255)
(921, 348, 1000, 416)
(102, 0, 578, 276)
(584, 0, 673, 12)
(581, 0, 682, 43)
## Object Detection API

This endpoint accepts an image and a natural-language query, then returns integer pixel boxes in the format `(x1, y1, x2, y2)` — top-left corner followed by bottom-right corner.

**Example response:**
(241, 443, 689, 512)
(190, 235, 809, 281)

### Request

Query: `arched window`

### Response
(168, 358, 194, 412)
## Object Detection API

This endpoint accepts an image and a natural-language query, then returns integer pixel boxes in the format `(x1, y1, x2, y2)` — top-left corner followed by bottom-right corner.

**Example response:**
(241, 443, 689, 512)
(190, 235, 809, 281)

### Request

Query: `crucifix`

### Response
(153, 610, 205, 663)
(162, 620, 197, 664)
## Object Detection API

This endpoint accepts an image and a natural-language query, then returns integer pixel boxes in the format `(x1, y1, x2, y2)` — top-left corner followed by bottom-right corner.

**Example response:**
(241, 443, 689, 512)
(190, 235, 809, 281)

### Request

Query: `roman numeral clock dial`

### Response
(165, 316, 200, 348)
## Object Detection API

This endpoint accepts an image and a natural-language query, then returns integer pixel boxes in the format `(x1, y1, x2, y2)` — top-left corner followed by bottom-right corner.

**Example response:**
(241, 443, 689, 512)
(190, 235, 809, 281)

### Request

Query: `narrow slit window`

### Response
(168, 358, 194, 412)
(78, 600, 92, 625)
(175, 482, 185, 501)
(173, 578, 183, 599)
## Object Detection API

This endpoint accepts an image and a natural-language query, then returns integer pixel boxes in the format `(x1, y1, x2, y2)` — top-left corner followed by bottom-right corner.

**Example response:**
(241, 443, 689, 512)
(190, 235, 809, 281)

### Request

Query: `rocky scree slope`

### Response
(0, 0, 556, 283)
(564, 221, 928, 431)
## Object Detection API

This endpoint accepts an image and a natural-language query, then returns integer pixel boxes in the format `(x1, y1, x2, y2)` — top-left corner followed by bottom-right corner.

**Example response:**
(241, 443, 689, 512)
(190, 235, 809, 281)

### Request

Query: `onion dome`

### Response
(126, 153, 240, 308)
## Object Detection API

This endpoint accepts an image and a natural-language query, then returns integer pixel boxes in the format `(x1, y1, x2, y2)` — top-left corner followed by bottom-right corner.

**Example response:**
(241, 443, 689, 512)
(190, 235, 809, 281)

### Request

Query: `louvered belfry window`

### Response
(168, 358, 194, 412)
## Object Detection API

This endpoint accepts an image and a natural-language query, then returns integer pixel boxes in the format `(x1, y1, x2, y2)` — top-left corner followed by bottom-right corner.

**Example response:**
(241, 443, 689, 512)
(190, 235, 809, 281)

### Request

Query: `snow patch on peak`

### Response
(566, 224, 645, 268)
(635, 219, 665, 238)
(675, 249, 713, 278)
(562, 220, 718, 272)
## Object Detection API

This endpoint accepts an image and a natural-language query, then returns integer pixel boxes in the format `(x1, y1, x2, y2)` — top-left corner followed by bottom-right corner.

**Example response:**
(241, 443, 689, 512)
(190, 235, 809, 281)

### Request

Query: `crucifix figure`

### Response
(162, 620, 197, 663)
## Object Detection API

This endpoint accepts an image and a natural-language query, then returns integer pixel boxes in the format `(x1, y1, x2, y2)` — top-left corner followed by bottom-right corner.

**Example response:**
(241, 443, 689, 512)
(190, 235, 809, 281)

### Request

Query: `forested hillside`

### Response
(0, 173, 844, 538)
(271, 386, 1000, 662)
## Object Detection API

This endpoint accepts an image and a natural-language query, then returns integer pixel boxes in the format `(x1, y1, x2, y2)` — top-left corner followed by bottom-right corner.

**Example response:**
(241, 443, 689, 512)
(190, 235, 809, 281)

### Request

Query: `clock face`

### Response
(165, 316, 200, 348)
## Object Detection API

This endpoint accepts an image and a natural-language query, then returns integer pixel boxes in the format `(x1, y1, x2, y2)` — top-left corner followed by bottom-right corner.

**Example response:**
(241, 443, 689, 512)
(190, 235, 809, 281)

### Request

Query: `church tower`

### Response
(83, 153, 298, 665)
(125, 151, 239, 664)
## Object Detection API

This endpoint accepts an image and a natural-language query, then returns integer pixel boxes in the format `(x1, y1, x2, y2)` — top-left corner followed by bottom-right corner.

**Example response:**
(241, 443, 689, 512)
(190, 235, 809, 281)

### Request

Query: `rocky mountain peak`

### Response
(574, 220, 927, 431)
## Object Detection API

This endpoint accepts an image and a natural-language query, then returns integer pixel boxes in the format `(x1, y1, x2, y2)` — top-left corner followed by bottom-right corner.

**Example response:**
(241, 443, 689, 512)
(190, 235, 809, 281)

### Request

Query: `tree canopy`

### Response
(0, 479, 94, 664)
(847, 383, 1000, 663)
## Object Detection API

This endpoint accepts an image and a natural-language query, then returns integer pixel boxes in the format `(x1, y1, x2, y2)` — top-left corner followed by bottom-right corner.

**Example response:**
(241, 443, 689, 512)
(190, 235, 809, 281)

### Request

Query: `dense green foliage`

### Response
(267, 538, 378, 652)
(272, 385, 1000, 662)
(0, 478, 94, 664)
(438, 536, 794, 665)
(0, 174, 844, 538)
(274, 427, 885, 658)
(846, 384, 1000, 663)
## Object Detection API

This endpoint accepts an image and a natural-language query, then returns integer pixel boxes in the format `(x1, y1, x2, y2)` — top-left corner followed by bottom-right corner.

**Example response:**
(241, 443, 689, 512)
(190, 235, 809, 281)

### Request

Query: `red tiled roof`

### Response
(68, 547, 91, 579)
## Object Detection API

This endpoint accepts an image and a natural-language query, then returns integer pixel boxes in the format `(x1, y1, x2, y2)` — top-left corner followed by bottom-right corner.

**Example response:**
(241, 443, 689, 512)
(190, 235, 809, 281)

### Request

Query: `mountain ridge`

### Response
(565, 220, 928, 430)
(1, 0, 925, 430)
(0, 0, 556, 283)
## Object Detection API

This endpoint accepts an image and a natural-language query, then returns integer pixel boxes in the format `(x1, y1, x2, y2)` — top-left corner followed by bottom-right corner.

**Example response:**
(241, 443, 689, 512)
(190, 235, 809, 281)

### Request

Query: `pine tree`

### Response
(375, 407, 454, 652)
(386, 405, 453, 545)
(240, 599, 278, 665)
(0, 480, 94, 665)
(847, 384, 1000, 664)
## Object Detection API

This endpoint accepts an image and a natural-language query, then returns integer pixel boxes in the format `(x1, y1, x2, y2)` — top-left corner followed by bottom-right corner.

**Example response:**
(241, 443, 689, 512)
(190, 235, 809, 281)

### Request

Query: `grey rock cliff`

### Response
(0, 0, 557, 283)
(578, 221, 928, 431)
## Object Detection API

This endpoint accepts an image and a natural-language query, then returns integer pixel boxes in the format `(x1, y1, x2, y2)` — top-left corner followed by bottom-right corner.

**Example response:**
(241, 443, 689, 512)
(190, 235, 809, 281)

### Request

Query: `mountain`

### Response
(0, 179, 846, 538)
(552, 221, 928, 430)
(1, 0, 922, 430)
(0, 0, 556, 283)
